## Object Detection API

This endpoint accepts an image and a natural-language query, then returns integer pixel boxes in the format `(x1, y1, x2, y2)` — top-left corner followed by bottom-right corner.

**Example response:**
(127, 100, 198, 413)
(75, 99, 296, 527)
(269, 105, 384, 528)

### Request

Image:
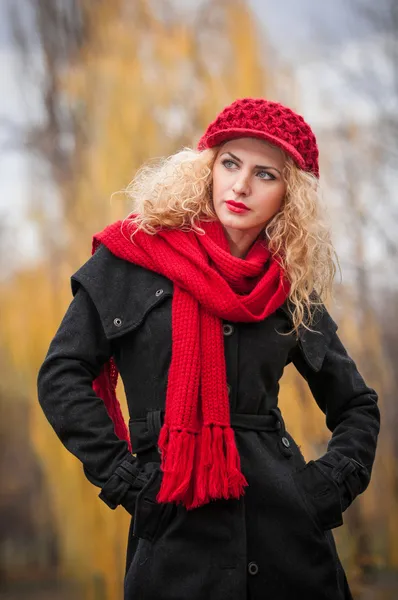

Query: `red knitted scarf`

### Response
(92, 218, 290, 510)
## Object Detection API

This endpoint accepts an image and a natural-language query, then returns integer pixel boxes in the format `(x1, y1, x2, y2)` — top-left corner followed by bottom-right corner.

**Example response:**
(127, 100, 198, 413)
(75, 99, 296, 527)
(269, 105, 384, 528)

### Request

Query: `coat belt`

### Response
(129, 407, 290, 460)
(230, 412, 282, 431)
(143, 408, 284, 440)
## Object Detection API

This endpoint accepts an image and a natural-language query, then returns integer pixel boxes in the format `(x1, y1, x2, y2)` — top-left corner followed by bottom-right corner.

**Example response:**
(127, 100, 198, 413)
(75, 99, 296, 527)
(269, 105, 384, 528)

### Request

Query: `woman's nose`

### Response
(232, 174, 250, 196)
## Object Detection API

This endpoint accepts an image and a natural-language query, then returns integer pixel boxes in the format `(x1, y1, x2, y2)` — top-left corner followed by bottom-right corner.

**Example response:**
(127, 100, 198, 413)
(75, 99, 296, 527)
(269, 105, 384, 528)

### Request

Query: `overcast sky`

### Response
(0, 0, 380, 272)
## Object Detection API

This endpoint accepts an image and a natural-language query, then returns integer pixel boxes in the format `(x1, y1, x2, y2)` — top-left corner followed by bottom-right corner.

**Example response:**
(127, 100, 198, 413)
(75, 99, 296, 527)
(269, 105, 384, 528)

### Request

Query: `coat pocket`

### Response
(133, 463, 176, 543)
(291, 460, 343, 531)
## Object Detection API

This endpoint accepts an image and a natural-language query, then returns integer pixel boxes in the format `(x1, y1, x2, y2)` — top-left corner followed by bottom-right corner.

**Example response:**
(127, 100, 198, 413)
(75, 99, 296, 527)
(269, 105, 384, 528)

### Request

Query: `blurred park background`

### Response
(0, 0, 397, 598)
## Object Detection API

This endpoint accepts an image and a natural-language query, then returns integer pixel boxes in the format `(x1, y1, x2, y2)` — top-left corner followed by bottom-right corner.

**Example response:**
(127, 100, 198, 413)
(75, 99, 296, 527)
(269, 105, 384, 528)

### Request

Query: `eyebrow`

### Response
(221, 151, 281, 175)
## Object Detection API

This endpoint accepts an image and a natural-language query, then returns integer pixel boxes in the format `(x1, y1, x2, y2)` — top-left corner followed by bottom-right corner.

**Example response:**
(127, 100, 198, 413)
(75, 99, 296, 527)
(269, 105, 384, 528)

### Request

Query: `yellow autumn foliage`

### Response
(0, 1, 395, 597)
(0, 1, 273, 597)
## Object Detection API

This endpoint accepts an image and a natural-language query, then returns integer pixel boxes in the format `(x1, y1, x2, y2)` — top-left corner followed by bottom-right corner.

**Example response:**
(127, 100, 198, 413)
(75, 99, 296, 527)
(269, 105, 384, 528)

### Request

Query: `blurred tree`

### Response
(3, 0, 396, 596)
(3, 0, 268, 596)
(287, 1, 398, 585)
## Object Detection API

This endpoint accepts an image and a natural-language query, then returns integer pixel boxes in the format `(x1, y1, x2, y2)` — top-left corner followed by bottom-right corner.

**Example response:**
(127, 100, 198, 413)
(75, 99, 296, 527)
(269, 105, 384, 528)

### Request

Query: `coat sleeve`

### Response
(37, 284, 151, 516)
(289, 305, 380, 526)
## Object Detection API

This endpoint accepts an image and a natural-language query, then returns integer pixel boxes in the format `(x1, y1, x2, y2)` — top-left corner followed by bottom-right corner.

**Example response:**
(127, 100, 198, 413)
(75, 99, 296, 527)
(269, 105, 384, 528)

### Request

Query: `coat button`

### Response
(113, 318, 122, 327)
(248, 561, 259, 575)
(155, 289, 164, 297)
(281, 436, 290, 448)
(223, 324, 234, 336)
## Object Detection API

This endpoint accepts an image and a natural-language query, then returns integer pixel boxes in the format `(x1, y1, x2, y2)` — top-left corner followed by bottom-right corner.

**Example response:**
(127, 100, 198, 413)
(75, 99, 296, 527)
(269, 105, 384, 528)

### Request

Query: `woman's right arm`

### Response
(37, 284, 149, 515)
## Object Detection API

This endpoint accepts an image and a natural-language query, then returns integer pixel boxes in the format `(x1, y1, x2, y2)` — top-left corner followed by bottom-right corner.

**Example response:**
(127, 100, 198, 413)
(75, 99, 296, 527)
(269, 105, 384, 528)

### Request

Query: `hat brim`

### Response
(198, 128, 307, 172)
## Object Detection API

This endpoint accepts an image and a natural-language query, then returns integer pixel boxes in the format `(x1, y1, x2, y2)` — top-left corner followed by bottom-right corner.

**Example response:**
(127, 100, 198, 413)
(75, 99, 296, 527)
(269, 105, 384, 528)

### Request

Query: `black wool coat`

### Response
(37, 244, 380, 600)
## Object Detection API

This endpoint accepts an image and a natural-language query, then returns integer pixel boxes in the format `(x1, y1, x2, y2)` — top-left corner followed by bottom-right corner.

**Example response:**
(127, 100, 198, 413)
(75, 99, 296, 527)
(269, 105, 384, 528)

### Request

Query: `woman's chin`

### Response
(218, 214, 254, 232)
(215, 207, 250, 227)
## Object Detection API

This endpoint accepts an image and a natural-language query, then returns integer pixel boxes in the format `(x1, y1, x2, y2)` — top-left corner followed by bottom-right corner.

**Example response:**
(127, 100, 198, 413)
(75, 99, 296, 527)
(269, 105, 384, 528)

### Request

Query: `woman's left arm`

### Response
(289, 306, 380, 519)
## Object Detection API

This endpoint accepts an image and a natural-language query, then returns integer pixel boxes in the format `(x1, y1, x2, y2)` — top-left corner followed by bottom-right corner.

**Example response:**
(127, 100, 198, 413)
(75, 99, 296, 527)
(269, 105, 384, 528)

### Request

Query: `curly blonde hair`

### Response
(122, 146, 339, 334)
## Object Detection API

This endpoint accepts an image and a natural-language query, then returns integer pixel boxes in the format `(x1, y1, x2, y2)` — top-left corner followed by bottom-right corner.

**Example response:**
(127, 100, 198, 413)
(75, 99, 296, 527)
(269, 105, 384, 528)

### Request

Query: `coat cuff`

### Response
(316, 450, 369, 511)
(98, 457, 150, 515)
(292, 449, 368, 531)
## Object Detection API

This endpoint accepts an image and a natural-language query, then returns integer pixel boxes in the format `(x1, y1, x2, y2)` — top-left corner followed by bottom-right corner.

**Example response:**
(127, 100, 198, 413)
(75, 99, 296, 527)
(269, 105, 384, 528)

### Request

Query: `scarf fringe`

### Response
(156, 424, 248, 509)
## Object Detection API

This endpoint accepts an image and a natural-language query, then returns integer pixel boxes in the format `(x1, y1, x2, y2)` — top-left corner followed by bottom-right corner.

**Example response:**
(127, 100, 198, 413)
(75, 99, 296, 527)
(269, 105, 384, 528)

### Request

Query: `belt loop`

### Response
(269, 407, 286, 434)
(269, 407, 293, 459)
(146, 409, 164, 455)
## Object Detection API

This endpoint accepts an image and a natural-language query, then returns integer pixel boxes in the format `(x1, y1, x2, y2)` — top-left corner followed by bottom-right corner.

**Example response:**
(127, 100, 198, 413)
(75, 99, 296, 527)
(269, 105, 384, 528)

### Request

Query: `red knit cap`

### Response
(197, 98, 319, 178)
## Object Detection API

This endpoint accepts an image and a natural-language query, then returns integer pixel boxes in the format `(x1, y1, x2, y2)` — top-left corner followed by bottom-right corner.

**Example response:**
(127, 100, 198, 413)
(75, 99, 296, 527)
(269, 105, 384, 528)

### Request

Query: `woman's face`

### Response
(212, 137, 286, 240)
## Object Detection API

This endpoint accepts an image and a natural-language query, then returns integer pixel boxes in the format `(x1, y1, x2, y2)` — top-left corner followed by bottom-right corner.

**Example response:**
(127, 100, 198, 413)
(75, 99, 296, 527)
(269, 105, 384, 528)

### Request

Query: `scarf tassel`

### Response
(156, 426, 196, 504)
(156, 424, 248, 509)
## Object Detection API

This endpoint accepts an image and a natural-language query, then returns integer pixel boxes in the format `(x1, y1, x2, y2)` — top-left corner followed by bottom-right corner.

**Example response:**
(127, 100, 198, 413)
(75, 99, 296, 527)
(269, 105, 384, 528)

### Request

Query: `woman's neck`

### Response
(222, 227, 264, 259)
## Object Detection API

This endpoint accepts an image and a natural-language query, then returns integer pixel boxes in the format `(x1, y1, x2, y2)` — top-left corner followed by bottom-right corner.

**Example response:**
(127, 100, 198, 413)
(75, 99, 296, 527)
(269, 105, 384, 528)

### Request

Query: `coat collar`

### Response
(71, 244, 173, 339)
(71, 244, 337, 371)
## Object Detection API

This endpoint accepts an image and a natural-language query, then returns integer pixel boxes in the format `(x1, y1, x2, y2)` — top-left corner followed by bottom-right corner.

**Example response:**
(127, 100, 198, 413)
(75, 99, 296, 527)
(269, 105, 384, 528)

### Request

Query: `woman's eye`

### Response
(221, 160, 275, 180)
(257, 170, 275, 180)
(222, 159, 237, 169)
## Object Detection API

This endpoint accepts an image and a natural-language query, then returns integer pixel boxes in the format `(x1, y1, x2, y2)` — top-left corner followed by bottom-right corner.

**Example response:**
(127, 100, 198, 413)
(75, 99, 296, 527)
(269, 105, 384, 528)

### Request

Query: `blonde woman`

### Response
(37, 98, 380, 600)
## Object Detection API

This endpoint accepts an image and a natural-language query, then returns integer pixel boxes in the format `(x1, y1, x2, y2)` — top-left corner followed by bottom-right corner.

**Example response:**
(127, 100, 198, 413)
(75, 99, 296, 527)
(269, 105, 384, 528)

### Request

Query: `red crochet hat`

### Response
(197, 98, 319, 178)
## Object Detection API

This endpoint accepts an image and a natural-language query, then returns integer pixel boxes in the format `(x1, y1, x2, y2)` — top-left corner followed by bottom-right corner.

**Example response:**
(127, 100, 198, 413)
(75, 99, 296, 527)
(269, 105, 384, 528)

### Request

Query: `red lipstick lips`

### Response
(225, 200, 250, 214)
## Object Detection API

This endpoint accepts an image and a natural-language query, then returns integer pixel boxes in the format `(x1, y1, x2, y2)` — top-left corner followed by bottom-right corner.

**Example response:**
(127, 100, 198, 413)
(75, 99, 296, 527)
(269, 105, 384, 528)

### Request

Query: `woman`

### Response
(37, 98, 380, 599)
